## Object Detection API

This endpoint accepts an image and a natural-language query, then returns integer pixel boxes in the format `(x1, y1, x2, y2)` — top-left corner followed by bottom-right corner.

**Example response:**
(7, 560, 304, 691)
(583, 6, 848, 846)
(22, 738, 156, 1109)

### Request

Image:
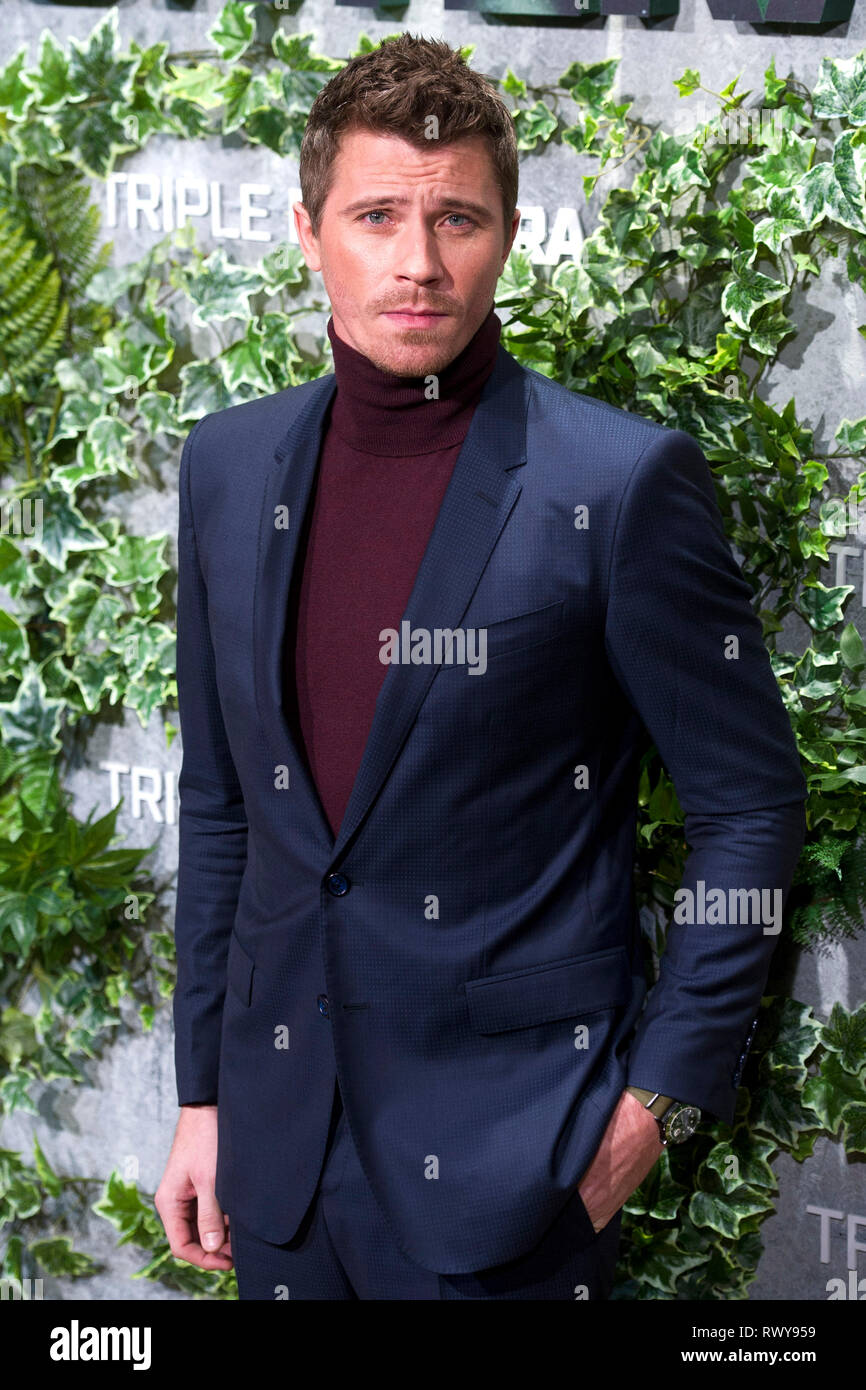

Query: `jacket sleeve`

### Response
(602, 427, 808, 1124)
(173, 417, 249, 1106)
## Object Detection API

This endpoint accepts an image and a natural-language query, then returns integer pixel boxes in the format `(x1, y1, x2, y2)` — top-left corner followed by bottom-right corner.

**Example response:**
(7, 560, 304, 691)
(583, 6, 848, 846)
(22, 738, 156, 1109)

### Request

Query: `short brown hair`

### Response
(298, 33, 519, 240)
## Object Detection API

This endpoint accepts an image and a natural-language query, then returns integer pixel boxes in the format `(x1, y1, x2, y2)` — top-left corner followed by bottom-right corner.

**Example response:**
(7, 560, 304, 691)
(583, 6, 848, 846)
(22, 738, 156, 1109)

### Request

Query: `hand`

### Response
(154, 1104, 233, 1270)
(576, 1088, 665, 1234)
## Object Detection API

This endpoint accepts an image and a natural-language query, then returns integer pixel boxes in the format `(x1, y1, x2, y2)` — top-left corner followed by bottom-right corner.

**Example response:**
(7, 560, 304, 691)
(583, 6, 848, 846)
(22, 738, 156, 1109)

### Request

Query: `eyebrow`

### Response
(340, 195, 494, 222)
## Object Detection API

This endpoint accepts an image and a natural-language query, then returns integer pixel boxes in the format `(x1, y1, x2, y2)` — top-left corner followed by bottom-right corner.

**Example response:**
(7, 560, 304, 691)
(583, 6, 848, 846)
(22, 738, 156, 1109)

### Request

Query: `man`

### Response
(156, 34, 807, 1300)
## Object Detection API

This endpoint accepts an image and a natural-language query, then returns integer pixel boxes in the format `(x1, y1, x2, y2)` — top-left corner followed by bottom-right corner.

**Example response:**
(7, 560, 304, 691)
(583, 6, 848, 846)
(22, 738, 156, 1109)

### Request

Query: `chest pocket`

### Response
(477, 599, 564, 662)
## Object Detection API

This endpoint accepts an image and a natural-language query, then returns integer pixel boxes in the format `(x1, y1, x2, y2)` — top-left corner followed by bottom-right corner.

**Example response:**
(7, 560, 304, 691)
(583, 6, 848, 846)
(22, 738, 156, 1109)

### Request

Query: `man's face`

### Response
(294, 128, 520, 377)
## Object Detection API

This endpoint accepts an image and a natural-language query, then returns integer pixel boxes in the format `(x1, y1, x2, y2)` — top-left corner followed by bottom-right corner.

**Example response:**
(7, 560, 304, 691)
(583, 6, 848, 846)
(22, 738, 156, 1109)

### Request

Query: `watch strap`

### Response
(626, 1085, 676, 1120)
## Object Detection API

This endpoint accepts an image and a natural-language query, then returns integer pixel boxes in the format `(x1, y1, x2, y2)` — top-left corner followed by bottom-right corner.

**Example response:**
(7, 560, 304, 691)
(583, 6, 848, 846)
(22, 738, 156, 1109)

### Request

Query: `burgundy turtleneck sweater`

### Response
(283, 305, 502, 839)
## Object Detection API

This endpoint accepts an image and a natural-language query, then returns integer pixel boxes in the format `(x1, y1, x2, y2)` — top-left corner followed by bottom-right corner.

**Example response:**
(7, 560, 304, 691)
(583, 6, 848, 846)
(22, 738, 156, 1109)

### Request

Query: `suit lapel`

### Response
(254, 343, 529, 864)
(253, 373, 338, 851)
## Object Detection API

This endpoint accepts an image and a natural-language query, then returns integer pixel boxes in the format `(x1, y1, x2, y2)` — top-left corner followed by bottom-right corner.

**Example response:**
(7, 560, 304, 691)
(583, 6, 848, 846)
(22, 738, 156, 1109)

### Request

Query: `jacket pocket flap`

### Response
(226, 928, 255, 1007)
(481, 599, 563, 660)
(464, 946, 630, 1034)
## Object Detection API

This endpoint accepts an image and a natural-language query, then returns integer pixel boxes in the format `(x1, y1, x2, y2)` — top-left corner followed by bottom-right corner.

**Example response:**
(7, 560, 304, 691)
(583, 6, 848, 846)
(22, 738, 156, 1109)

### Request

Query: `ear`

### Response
(502, 208, 521, 267)
(293, 201, 322, 271)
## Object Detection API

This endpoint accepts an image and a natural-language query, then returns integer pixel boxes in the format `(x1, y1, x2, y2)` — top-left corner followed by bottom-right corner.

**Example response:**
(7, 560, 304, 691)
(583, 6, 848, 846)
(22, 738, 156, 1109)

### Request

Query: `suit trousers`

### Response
(230, 1081, 623, 1300)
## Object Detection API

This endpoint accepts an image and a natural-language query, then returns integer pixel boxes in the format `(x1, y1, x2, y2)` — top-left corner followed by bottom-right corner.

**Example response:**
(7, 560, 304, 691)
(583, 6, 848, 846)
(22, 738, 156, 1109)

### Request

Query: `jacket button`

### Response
(326, 872, 350, 896)
(317, 995, 329, 1018)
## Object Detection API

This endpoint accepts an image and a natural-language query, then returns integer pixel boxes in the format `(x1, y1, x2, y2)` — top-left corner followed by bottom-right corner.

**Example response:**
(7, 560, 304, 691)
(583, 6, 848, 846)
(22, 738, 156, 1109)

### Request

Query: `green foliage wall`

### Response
(0, 4, 864, 1298)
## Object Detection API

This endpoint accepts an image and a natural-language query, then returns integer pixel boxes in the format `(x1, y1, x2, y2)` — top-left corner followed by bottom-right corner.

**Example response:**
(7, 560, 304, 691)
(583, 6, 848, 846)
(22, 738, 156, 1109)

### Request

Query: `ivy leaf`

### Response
(17, 760, 60, 828)
(747, 129, 815, 189)
(751, 1071, 817, 1146)
(812, 53, 866, 125)
(0, 1070, 39, 1117)
(646, 1150, 690, 1221)
(259, 243, 306, 294)
(0, 1166, 41, 1223)
(52, 12, 140, 177)
(799, 678, 839, 699)
(788, 1125, 819, 1162)
(34, 1041, 84, 1085)
(502, 248, 543, 300)
(55, 416, 137, 493)
(93, 312, 174, 393)
(53, 103, 137, 180)
(513, 101, 558, 152)
(689, 1185, 774, 1239)
(130, 677, 175, 729)
(85, 256, 162, 308)
(271, 31, 345, 73)
(278, 67, 332, 117)
(66, 10, 138, 102)
(627, 1229, 708, 1295)
(28, 1237, 99, 1278)
(0, 669, 64, 756)
(800, 132, 866, 235)
(834, 417, 866, 452)
(799, 581, 854, 630)
(245, 104, 301, 158)
(177, 360, 235, 421)
(173, 248, 263, 325)
(822, 1002, 866, 1073)
(814, 767, 866, 790)
(164, 62, 225, 110)
(65, 650, 121, 714)
(753, 186, 809, 254)
(136, 391, 183, 438)
(0, 48, 36, 120)
(764, 57, 788, 105)
(746, 304, 796, 358)
(802, 1053, 866, 1134)
(49, 578, 126, 651)
(51, 393, 103, 445)
(703, 1136, 779, 1194)
(673, 69, 701, 98)
(0, 1007, 40, 1067)
(560, 58, 619, 106)
(26, 488, 106, 572)
(645, 132, 711, 196)
(220, 67, 272, 134)
(220, 327, 272, 392)
(840, 622, 866, 671)
(116, 618, 175, 683)
(841, 1104, 866, 1155)
(721, 253, 786, 331)
(29, 30, 73, 111)
(95, 533, 169, 603)
(92, 1170, 159, 1245)
(501, 69, 527, 100)
(31, 1136, 63, 1199)
(0, 609, 27, 674)
(208, 1, 257, 62)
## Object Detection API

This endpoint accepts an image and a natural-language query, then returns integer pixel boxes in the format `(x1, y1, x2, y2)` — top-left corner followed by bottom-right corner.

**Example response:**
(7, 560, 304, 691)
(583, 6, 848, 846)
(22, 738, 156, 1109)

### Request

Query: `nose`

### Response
(391, 216, 446, 285)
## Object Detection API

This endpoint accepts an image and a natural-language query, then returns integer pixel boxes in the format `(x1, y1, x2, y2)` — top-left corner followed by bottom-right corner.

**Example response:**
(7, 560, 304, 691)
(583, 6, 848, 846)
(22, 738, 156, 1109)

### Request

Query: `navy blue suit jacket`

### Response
(173, 341, 807, 1274)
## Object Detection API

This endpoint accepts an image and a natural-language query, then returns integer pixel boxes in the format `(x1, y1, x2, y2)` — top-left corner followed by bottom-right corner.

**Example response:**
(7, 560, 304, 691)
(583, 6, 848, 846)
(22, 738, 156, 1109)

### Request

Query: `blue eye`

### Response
(360, 210, 474, 227)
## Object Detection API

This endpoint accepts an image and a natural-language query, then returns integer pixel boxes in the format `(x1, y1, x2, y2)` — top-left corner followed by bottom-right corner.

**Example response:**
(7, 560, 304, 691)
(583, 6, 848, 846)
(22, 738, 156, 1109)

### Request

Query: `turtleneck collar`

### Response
(325, 305, 502, 458)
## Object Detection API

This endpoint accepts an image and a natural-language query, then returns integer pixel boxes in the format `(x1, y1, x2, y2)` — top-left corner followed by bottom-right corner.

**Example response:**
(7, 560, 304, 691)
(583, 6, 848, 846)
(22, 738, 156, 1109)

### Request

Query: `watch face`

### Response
(666, 1105, 701, 1143)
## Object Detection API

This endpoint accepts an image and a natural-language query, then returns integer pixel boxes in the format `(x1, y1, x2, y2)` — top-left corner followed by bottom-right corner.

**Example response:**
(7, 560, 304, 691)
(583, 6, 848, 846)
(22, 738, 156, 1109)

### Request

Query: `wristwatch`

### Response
(626, 1085, 701, 1146)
